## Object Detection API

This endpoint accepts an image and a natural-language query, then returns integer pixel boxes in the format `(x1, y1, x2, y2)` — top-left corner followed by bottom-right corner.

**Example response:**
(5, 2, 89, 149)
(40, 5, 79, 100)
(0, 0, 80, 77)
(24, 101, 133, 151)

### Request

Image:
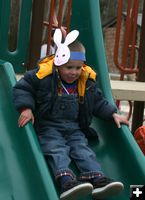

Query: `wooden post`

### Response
(27, 0, 45, 70)
(131, 0, 145, 133)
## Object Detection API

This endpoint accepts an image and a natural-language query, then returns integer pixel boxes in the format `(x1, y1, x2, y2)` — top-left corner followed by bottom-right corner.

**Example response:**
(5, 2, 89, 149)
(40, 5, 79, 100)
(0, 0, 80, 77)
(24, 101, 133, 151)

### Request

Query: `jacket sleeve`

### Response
(93, 86, 117, 120)
(13, 68, 39, 112)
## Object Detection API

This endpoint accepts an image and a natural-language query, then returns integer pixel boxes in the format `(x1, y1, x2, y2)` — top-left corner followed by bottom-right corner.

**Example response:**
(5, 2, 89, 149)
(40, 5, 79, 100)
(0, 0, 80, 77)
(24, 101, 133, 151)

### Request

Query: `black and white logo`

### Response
(130, 185, 145, 199)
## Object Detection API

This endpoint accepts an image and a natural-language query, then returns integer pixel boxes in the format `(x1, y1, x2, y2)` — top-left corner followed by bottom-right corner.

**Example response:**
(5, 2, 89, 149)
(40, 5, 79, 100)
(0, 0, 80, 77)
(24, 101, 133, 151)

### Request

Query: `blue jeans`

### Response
(38, 126, 102, 180)
(37, 94, 103, 180)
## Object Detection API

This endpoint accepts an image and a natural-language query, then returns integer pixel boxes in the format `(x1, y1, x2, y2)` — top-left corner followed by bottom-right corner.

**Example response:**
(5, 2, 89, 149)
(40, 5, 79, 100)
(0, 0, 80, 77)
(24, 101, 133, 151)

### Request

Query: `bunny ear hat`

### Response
(53, 29, 84, 66)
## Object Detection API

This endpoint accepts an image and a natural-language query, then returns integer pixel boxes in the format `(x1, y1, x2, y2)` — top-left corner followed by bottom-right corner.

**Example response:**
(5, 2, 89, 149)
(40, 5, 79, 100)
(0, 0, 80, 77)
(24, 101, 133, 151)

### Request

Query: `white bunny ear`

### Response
(64, 30, 79, 46)
(53, 29, 62, 47)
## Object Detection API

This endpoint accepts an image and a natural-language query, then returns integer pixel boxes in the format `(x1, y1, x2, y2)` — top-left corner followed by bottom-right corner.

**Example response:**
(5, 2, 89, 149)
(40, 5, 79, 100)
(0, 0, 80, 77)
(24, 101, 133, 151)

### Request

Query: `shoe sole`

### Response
(92, 182, 124, 199)
(60, 183, 93, 200)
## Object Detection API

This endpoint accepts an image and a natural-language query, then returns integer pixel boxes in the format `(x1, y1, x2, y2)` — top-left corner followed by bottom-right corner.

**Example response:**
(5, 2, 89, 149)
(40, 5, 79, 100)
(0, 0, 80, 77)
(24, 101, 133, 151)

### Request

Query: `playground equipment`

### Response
(43, 0, 72, 55)
(112, 0, 145, 133)
(0, 1, 145, 200)
(0, 0, 32, 73)
(114, 0, 140, 77)
(113, 0, 140, 120)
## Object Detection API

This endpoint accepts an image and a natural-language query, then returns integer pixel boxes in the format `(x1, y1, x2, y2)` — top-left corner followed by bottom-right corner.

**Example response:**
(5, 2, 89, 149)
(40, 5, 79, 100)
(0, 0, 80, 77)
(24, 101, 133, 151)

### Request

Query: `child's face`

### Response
(58, 60, 83, 83)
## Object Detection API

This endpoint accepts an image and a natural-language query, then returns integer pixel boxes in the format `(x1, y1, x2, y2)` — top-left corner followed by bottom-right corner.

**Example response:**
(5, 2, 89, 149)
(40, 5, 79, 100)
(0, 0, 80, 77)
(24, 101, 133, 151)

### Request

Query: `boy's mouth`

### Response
(66, 77, 77, 83)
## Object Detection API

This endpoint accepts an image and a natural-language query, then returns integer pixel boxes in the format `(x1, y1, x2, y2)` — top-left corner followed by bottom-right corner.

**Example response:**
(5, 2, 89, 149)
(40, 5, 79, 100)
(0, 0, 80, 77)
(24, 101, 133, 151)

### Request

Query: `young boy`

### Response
(13, 29, 129, 200)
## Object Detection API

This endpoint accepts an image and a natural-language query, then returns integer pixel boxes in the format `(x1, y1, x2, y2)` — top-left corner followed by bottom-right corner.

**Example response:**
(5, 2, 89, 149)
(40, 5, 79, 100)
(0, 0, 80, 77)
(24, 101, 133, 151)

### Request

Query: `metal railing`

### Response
(113, 0, 140, 119)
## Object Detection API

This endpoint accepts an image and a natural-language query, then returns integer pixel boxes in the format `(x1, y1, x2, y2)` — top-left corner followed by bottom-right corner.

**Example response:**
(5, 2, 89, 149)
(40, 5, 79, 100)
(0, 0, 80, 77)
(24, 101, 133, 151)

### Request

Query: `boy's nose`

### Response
(70, 69, 77, 75)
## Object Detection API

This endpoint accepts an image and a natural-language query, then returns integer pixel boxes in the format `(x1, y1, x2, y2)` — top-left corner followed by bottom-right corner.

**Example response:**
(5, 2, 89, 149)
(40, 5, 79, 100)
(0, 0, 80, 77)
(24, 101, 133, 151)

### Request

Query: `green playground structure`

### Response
(0, 1, 145, 200)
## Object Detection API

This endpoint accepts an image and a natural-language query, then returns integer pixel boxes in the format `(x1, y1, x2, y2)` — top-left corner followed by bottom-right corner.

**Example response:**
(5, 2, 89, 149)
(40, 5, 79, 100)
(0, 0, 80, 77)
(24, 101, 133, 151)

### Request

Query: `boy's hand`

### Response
(112, 113, 129, 128)
(18, 108, 34, 127)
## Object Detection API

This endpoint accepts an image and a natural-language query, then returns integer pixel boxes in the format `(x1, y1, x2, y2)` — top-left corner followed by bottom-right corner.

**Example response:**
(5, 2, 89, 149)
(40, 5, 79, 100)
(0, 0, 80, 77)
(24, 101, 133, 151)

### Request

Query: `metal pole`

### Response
(27, 0, 45, 70)
(131, 0, 145, 133)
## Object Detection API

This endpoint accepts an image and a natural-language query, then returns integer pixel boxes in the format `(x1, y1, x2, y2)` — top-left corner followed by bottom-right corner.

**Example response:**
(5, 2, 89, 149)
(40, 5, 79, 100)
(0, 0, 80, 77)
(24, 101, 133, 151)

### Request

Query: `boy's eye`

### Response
(66, 66, 82, 70)
(66, 66, 73, 69)
(76, 66, 82, 70)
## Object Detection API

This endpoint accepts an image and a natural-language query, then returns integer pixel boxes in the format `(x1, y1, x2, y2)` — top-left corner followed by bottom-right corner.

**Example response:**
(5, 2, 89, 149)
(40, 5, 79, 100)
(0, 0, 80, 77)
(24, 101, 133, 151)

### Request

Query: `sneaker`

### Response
(60, 180, 93, 200)
(92, 177, 124, 199)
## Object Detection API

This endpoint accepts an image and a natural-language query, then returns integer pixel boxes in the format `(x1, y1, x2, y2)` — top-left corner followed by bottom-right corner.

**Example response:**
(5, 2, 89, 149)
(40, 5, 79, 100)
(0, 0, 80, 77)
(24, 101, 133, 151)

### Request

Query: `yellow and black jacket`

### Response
(13, 56, 117, 134)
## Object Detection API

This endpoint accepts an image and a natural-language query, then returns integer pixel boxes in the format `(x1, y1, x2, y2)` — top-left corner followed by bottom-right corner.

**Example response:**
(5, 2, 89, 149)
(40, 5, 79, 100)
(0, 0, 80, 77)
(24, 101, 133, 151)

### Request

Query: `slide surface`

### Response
(0, 1, 145, 200)
(0, 61, 58, 200)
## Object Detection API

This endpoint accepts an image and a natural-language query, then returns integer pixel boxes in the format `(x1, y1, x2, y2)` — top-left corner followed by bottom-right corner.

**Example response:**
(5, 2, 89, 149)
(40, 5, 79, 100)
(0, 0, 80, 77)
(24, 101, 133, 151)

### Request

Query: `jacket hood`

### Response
(36, 55, 54, 79)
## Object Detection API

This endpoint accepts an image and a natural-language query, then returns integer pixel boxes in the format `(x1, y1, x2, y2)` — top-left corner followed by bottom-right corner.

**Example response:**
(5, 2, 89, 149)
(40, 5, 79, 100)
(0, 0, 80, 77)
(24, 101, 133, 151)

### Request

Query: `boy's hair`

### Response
(68, 40, 85, 53)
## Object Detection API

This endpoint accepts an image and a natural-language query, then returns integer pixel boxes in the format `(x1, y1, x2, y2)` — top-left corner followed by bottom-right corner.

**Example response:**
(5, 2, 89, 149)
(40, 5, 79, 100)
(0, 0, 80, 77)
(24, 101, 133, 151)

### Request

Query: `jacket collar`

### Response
(36, 56, 97, 98)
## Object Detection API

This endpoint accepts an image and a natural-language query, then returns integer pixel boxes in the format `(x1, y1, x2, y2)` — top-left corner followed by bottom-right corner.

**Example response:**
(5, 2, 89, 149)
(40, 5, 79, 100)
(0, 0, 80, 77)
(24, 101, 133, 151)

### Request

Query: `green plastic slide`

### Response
(0, 60, 58, 200)
(0, 1, 145, 200)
